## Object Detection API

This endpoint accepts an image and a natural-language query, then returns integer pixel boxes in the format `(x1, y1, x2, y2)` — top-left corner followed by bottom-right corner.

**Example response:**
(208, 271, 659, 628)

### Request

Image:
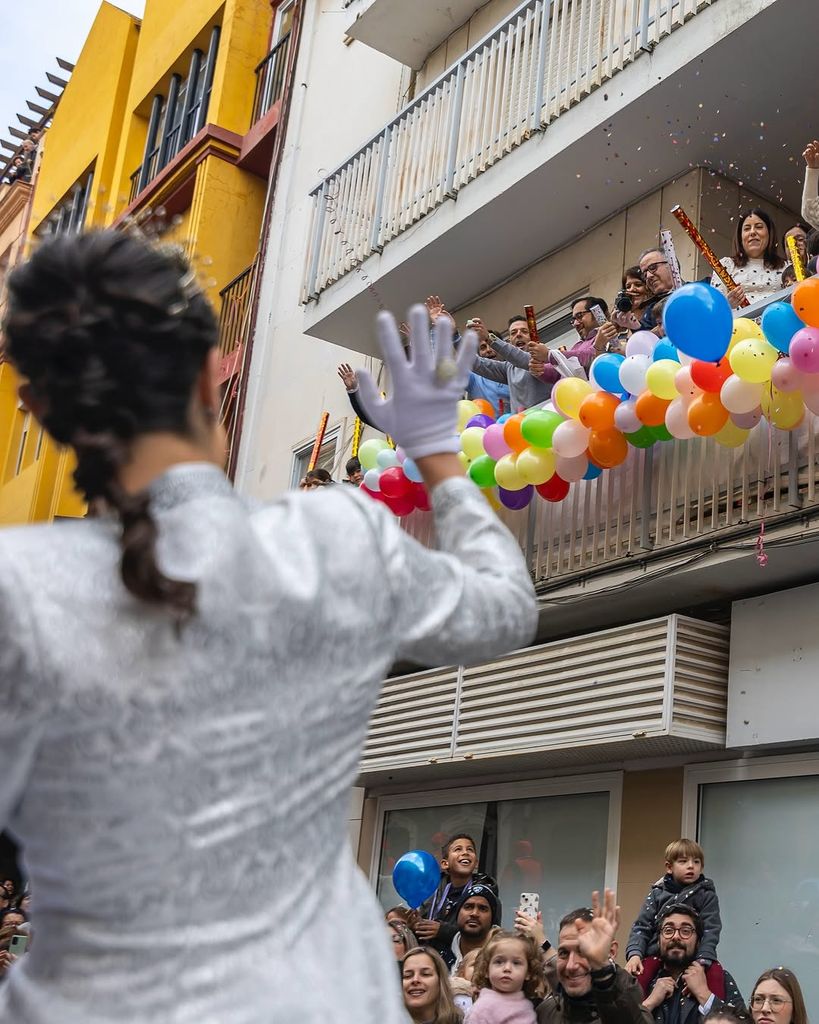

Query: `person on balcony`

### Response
(639, 249, 683, 333)
(526, 298, 621, 384)
(338, 361, 379, 429)
(710, 209, 786, 309)
(801, 140, 819, 231)
(0, 231, 537, 1024)
(469, 315, 554, 412)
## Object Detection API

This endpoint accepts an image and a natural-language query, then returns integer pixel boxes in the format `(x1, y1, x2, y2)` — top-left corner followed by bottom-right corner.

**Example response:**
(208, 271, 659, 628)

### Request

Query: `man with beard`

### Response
(537, 890, 648, 1024)
(441, 885, 499, 974)
(639, 905, 744, 1024)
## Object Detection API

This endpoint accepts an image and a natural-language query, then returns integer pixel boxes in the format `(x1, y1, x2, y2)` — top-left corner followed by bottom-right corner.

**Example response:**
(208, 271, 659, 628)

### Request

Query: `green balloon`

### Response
(625, 427, 655, 449)
(521, 410, 563, 449)
(468, 455, 498, 489)
(649, 423, 673, 442)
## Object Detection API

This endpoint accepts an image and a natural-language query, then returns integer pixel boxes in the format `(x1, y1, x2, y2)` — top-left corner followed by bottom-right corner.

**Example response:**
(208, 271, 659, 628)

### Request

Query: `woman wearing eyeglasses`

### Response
(749, 969, 808, 1024)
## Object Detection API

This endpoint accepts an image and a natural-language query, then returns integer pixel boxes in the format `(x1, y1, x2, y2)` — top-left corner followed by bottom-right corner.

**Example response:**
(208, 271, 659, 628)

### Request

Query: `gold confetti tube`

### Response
(786, 235, 806, 282)
(671, 205, 750, 307)
(524, 304, 540, 344)
(351, 416, 362, 458)
(307, 411, 330, 471)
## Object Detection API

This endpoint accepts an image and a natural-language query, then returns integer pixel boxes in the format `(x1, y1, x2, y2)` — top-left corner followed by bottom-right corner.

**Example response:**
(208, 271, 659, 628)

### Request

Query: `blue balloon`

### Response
(592, 353, 625, 393)
(652, 340, 679, 363)
(664, 283, 732, 362)
(403, 458, 424, 483)
(497, 413, 511, 424)
(583, 462, 603, 480)
(762, 301, 805, 354)
(392, 850, 441, 909)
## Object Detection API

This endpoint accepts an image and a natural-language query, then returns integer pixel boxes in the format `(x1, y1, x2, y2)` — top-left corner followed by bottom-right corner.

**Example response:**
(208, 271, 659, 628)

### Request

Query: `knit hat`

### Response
(463, 882, 500, 923)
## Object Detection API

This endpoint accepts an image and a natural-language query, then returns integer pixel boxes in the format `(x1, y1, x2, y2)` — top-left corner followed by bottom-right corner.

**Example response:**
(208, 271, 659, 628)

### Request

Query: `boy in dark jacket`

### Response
(626, 839, 721, 975)
(409, 833, 500, 957)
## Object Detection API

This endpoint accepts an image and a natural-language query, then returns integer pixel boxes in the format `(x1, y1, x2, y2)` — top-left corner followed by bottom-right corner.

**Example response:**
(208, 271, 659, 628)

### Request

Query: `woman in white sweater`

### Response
(802, 140, 819, 231)
(710, 208, 786, 308)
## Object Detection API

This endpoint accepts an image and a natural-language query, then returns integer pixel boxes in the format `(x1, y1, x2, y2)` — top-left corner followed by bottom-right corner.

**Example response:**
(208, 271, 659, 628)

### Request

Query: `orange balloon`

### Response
(502, 413, 528, 454)
(687, 393, 729, 436)
(472, 398, 496, 419)
(578, 391, 620, 431)
(635, 391, 671, 427)
(587, 429, 628, 468)
(792, 278, 819, 329)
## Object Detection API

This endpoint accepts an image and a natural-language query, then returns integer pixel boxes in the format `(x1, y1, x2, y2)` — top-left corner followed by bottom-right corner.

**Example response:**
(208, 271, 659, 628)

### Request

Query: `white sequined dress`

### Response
(0, 464, 537, 1023)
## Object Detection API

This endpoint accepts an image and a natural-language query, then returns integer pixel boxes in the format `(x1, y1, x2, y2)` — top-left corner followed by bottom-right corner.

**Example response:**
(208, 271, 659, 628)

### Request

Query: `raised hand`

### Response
(803, 141, 819, 170)
(425, 294, 447, 321)
(356, 305, 478, 459)
(570, 889, 620, 970)
(337, 363, 358, 391)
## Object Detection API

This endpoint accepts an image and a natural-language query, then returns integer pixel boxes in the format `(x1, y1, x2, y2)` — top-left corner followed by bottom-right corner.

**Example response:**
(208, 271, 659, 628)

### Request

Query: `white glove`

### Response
(357, 304, 478, 460)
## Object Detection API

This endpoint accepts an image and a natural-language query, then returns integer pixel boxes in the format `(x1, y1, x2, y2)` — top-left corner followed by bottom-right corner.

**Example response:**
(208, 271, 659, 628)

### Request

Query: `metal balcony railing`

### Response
(251, 31, 292, 127)
(302, 0, 714, 301)
(402, 289, 818, 584)
(217, 260, 258, 361)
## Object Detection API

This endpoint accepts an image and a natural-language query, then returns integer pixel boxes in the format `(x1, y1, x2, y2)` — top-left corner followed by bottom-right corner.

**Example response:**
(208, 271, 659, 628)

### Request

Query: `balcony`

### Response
(300, 0, 813, 354)
(251, 32, 292, 126)
(216, 259, 260, 477)
(360, 615, 729, 783)
(400, 290, 819, 638)
(239, 31, 294, 178)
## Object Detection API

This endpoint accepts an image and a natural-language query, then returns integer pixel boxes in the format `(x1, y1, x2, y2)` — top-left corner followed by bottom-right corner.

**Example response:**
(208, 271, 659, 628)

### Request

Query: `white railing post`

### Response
(368, 128, 392, 253)
(449, 665, 465, 759)
(640, 446, 654, 549)
(306, 181, 328, 299)
(444, 63, 466, 197)
(787, 430, 802, 509)
(532, 0, 551, 131)
(639, 0, 653, 50)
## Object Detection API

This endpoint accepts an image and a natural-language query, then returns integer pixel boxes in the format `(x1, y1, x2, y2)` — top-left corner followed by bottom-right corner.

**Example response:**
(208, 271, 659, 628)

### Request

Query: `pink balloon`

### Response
(804, 389, 819, 415)
(731, 408, 762, 429)
(674, 366, 701, 405)
(483, 423, 512, 461)
(555, 453, 588, 482)
(789, 327, 819, 375)
(551, 420, 591, 458)
(665, 398, 696, 439)
(626, 331, 658, 358)
(771, 358, 800, 392)
(614, 400, 641, 434)
(720, 376, 763, 413)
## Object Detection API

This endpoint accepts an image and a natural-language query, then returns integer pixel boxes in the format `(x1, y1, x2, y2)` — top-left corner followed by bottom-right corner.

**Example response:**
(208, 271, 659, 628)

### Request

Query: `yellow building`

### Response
(0, 0, 298, 524)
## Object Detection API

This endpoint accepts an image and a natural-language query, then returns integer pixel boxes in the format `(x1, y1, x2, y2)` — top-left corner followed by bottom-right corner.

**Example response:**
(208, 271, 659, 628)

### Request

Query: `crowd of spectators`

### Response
(388, 832, 808, 1024)
(1, 127, 43, 186)
(0, 878, 30, 978)
(334, 142, 819, 440)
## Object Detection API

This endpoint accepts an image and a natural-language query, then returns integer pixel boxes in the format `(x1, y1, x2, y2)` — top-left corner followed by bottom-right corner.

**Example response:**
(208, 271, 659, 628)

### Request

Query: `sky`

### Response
(0, 0, 145, 151)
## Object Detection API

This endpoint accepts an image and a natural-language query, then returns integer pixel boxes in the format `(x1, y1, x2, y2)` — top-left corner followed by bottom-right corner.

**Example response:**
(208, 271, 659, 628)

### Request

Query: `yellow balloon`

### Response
(713, 420, 750, 448)
(553, 377, 593, 420)
(456, 400, 481, 432)
(645, 359, 680, 401)
(457, 451, 471, 472)
(729, 317, 766, 351)
(460, 426, 486, 460)
(729, 339, 778, 384)
(762, 387, 805, 430)
(494, 453, 526, 490)
(516, 446, 556, 485)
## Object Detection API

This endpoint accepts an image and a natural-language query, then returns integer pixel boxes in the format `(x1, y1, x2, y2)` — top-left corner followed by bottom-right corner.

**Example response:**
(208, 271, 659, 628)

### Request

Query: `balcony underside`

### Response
(305, 0, 810, 354)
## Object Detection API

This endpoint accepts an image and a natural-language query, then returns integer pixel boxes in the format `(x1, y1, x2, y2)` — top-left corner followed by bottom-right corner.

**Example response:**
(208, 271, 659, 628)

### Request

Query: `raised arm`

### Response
(490, 336, 531, 369)
(355, 307, 537, 666)
(802, 142, 819, 230)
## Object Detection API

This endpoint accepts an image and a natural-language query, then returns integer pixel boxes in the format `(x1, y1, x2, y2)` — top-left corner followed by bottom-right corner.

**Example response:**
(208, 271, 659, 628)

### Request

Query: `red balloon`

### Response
(360, 483, 387, 503)
(383, 493, 415, 516)
(410, 482, 431, 511)
(379, 466, 411, 499)
(690, 357, 732, 393)
(536, 475, 570, 502)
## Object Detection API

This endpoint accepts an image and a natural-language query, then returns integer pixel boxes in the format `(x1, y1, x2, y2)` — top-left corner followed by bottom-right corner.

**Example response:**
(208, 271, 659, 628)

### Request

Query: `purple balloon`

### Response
(498, 484, 533, 510)
(466, 414, 495, 429)
(731, 407, 762, 429)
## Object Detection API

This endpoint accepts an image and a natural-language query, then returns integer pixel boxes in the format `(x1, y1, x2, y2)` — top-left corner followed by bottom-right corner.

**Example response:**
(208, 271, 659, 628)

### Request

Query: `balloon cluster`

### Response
(359, 279, 819, 513)
(357, 437, 434, 515)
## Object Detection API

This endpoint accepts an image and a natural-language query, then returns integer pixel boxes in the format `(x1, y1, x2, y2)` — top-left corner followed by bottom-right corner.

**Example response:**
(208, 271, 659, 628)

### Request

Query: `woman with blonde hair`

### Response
(401, 947, 463, 1024)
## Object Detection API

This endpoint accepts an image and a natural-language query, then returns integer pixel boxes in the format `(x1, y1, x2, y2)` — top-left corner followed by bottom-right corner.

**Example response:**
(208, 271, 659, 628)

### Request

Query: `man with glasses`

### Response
(639, 905, 745, 1024)
(638, 249, 684, 334)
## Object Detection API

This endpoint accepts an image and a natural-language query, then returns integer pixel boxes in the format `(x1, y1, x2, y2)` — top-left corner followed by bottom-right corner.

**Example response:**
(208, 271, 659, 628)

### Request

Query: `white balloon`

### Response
(720, 377, 763, 414)
(555, 453, 588, 482)
(674, 366, 700, 406)
(626, 331, 658, 358)
(376, 448, 400, 469)
(614, 400, 641, 434)
(665, 398, 696, 439)
(363, 468, 382, 491)
(804, 390, 819, 416)
(551, 420, 591, 458)
(619, 354, 651, 396)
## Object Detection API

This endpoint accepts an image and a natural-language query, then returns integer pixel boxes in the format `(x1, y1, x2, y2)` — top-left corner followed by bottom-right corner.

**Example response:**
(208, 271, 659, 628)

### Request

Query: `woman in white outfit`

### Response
(0, 232, 537, 1023)
(710, 207, 786, 308)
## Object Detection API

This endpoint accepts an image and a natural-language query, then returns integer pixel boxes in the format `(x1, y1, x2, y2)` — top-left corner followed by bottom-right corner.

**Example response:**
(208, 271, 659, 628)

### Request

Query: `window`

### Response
(273, 0, 295, 44)
(41, 170, 94, 238)
(685, 756, 819, 1008)
(290, 426, 339, 488)
(373, 775, 620, 935)
(133, 25, 221, 199)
